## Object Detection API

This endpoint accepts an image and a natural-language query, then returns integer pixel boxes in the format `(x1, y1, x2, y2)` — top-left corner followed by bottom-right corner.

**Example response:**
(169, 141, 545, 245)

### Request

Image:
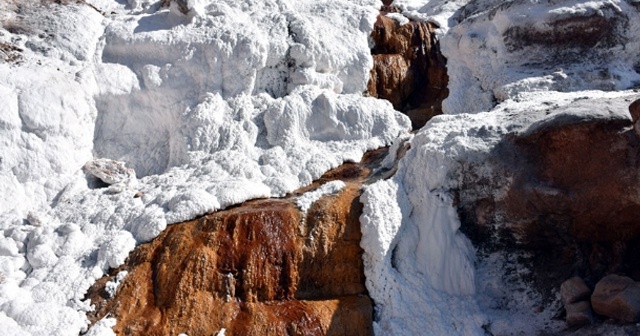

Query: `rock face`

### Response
(442, 0, 640, 114)
(367, 9, 448, 129)
(86, 151, 388, 335)
(630, 98, 640, 138)
(436, 95, 640, 318)
(592, 274, 640, 323)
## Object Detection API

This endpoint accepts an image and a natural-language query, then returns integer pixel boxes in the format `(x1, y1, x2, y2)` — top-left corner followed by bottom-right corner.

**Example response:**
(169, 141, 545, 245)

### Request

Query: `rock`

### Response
(592, 274, 640, 323)
(448, 95, 640, 302)
(85, 153, 386, 335)
(629, 99, 640, 138)
(367, 12, 447, 129)
(561, 277, 591, 306)
(565, 301, 594, 328)
(83, 158, 136, 185)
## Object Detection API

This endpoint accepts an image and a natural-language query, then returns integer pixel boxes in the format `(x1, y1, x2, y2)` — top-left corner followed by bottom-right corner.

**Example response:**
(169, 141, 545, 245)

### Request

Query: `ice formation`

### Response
(0, 0, 409, 334)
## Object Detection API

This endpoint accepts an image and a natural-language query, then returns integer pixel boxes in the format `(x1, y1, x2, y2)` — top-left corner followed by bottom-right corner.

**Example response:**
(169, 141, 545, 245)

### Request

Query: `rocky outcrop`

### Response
(86, 150, 389, 336)
(367, 8, 448, 129)
(592, 274, 640, 323)
(442, 0, 640, 114)
(458, 97, 640, 294)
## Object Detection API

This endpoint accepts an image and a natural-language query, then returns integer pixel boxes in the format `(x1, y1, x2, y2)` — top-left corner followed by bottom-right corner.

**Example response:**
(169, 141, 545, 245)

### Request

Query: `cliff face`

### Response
(86, 151, 389, 336)
(367, 8, 448, 129)
(449, 96, 640, 329)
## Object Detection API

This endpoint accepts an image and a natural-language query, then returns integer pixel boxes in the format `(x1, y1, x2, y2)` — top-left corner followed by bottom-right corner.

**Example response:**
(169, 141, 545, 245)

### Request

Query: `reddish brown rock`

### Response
(85, 152, 387, 335)
(561, 277, 591, 306)
(367, 12, 448, 129)
(592, 274, 640, 323)
(565, 301, 594, 328)
(456, 100, 640, 302)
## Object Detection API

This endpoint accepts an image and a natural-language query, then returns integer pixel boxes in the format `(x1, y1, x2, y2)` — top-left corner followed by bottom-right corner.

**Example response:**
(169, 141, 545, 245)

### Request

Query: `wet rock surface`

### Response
(367, 7, 448, 129)
(85, 150, 389, 336)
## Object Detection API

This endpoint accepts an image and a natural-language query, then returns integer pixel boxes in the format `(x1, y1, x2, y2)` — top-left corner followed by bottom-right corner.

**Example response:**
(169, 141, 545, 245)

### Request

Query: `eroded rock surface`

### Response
(86, 150, 389, 336)
(458, 97, 640, 296)
(367, 8, 448, 129)
(592, 274, 640, 323)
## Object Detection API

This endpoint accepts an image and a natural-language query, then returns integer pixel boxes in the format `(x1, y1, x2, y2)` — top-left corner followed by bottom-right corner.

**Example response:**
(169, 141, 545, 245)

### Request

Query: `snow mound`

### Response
(0, 0, 410, 334)
(441, 0, 640, 114)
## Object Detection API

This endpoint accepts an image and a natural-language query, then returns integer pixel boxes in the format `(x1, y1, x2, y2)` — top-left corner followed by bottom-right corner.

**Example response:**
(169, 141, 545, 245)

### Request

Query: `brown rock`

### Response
(561, 277, 591, 306)
(85, 155, 385, 335)
(497, 115, 640, 287)
(565, 301, 594, 328)
(367, 13, 448, 129)
(455, 100, 640, 301)
(629, 99, 640, 138)
(592, 274, 640, 323)
(630, 99, 640, 123)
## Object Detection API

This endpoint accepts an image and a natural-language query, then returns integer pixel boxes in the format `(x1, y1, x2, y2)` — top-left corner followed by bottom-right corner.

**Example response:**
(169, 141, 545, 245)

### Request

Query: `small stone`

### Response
(561, 276, 591, 305)
(565, 301, 594, 328)
(592, 274, 640, 323)
(84, 158, 136, 185)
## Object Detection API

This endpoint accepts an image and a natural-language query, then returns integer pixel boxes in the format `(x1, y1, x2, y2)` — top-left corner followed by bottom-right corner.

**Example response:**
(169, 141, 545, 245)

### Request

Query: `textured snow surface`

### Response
(0, 0, 410, 334)
(295, 180, 346, 213)
(441, 0, 640, 114)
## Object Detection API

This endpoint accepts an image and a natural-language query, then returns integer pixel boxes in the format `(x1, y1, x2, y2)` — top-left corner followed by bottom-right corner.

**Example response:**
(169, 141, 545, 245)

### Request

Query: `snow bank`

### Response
(0, 0, 410, 334)
(441, 0, 640, 114)
(360, 131, 485, 336)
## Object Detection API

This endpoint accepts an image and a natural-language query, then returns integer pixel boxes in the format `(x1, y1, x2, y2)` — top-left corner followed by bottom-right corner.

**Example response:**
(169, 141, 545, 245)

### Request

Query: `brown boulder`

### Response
(565, 301, 594, 328)
(561, 277, 591, 306)
(367, 13, 448, 129)
(591, 274, 640, 323)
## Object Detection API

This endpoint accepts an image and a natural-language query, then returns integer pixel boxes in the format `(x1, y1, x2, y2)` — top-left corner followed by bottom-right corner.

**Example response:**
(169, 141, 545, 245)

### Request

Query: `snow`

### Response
(295, 180, 346, 213)
(0, 0, 409, 334)
(358, 1, 640, 335)
(440, 0, 640, 114)
(2, 0, 640, 335)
